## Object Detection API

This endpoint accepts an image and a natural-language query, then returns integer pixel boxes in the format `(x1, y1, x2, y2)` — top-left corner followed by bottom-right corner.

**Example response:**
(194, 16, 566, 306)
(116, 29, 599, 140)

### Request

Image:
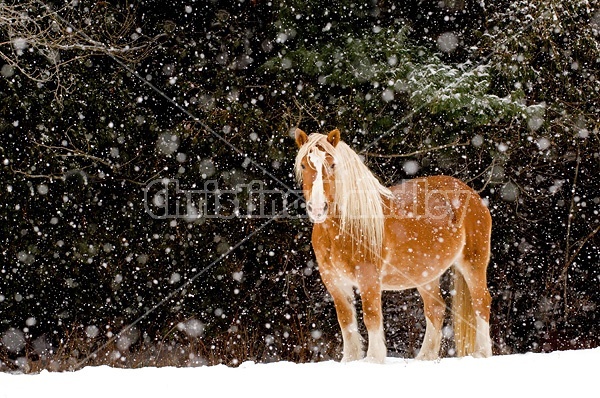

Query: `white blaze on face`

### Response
(307, 148, 328, 223)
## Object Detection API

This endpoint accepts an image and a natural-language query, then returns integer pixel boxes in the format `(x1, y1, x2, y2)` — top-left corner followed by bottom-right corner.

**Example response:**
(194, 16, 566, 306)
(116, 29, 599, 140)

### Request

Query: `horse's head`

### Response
(294, 128, 340, 223)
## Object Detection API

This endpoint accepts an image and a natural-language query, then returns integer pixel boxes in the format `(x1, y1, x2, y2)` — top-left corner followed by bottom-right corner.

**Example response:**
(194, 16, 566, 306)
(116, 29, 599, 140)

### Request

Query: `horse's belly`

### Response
(380, 239, 463, 290)
(381, 261, 449, 290)
(380, 216, 466, 289)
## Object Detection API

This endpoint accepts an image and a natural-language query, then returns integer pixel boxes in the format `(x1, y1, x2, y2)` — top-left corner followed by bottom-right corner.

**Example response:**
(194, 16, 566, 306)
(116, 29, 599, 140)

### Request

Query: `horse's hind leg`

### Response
(455, 195, 493, 357)
(416, 279, 445, 360)
(456, 255, 492, 358)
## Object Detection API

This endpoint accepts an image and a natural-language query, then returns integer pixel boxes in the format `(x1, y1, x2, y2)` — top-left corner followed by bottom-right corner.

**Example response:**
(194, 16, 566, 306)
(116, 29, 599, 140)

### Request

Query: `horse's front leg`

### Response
(321, 272, 364, 362)
(356, 263, 386, 363)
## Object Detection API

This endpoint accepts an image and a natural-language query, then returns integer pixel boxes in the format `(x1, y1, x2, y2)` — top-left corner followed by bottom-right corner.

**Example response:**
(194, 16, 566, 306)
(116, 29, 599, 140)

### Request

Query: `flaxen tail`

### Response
(452, 269, 476, 356)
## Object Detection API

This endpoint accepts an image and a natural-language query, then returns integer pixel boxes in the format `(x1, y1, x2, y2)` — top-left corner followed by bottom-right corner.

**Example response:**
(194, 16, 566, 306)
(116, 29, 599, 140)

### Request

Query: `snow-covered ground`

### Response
(1, 348, 597, 397)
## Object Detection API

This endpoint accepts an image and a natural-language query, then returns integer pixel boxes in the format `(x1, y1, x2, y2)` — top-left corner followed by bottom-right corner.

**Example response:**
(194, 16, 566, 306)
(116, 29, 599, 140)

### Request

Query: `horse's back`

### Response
(396, 175, 492, 264)
(387, 175, 491, 266)
(390, 175, 490, 226)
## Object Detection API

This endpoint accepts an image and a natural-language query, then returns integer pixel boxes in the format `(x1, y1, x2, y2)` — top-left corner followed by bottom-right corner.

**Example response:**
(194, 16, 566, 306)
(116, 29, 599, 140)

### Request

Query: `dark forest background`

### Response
(0, 0, 598, 371)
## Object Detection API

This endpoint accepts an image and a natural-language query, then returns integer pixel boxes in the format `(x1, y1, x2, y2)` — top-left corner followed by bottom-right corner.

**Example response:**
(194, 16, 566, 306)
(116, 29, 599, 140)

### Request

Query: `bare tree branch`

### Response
(0, 1, 163, 103)
(363, 140, 468, 158)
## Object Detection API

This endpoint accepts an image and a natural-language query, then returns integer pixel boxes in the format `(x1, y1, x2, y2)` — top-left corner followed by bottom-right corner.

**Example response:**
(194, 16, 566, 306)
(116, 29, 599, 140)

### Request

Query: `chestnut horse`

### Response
(294, 128, 493, 363)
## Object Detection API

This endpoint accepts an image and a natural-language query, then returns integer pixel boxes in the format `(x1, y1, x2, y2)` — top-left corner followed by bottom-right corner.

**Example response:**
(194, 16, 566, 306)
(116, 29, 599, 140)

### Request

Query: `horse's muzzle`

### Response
(307, 201, 329, 223)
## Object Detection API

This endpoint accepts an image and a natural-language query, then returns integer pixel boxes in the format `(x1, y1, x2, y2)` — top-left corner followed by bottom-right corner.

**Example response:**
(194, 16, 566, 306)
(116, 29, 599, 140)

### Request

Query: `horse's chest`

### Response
(312, 226, 357, 276)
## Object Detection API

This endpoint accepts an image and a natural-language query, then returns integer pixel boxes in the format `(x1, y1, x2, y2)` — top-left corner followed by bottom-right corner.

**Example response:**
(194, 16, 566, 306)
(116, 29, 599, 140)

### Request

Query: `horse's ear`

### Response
(295, 128, 309, 148)
(327, 129, 341, 147)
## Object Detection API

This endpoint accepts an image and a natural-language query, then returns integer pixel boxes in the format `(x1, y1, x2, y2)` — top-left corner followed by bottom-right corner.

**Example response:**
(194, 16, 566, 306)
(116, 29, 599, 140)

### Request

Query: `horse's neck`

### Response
(331, 191, 393, 223)
(380, 194, 394, 216)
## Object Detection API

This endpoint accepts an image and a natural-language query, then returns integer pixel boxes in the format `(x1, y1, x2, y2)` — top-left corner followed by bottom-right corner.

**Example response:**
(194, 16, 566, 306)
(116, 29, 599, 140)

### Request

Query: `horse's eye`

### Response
(301, 164, 306, 169)
(331, 163, 336, 169)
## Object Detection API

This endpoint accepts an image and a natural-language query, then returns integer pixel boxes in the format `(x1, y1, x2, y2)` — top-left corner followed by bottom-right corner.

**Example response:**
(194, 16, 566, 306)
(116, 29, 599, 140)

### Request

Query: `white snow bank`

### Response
(1, 348, 597, 398)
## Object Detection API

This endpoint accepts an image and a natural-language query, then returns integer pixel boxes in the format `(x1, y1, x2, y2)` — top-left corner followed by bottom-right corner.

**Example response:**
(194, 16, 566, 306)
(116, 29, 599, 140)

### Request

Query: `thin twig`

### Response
(34, 141, 113, 168)
(10, 167, 62, 180)
(562, 143, 581, 314)
(363, 141, 468, 158)
(560, 223, 600, 283)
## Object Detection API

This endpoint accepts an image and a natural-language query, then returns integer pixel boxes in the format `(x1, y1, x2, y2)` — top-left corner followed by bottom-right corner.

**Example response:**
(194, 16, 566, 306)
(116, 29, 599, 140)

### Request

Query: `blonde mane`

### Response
(295, 133, 393, 261)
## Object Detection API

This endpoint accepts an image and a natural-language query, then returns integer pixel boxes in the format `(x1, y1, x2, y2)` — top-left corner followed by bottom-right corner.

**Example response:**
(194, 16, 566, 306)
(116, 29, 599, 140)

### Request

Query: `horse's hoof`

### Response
(364, 355, 385, 364)
(416, 353, 439, 361)
(471, 350, 492, 359)
(341, 354, 364, 363)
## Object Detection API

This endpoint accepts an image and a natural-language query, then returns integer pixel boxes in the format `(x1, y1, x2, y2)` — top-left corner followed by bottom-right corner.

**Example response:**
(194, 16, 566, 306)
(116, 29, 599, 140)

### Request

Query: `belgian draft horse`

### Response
(294, 128, 493, 363)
